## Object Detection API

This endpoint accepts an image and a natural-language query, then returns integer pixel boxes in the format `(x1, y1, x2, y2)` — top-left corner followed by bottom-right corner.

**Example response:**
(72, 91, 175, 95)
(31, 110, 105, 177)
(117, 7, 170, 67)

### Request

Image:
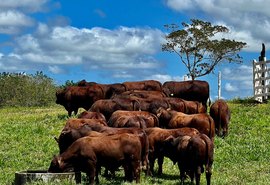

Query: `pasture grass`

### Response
(0, 102, 270, 185)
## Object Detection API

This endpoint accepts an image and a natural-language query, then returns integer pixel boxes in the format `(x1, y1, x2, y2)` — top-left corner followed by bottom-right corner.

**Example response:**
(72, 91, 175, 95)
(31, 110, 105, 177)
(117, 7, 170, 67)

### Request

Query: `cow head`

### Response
(48, 155, 74, 173)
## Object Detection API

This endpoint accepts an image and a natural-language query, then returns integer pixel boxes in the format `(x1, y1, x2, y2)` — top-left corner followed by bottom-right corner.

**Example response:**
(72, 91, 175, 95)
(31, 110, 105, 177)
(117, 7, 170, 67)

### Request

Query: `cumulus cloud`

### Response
(0, 25, 166, 80)
(165, 0, 270, 52)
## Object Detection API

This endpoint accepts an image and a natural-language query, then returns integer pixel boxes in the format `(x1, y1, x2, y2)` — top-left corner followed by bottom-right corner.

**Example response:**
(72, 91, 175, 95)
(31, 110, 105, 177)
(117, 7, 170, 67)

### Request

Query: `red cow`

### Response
(162, 133, 214, 185)
(108, 110, 159, 128)
(89, 98, 140, 120)
(48, 133, 142, 184)
(112, 90, 167, 99)
(156, 108, 215, 140)
(210, 99, 231, 137)
(77, 111, 106, 122)
(144, 127, 199, 176)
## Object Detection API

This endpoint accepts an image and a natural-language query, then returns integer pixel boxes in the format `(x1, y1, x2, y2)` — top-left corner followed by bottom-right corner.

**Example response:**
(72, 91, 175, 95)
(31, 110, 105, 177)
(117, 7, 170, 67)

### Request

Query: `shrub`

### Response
(0, 71, 57, 107)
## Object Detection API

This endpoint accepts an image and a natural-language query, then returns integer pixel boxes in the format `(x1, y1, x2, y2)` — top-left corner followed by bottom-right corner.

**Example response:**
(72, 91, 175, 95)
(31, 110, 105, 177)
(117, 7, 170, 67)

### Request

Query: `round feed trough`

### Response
(14, 170, 81, 185)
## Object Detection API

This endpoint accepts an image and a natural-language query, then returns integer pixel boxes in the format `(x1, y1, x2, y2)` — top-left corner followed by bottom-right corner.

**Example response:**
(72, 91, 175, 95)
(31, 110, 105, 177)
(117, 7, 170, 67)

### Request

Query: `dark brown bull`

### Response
(144, 127, 199, 176)
(123, 80, 162, 91)
(210, 99, 231, 137)
(48, 133, 142, 184)
(163, 133, 214, 185)
(77, 111, 106, 122)
(157, 108, 215, 140)
(162, 80, 210, 109)
(55, 85, 105, 116)
(108, 110, 159, 128)
(89, 97, 140, 120)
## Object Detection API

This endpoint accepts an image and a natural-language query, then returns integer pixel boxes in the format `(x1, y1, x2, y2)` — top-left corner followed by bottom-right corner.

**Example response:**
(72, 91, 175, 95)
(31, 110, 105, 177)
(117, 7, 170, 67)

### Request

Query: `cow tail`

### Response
(218, 102, 222, 137)
(208, 116, 215, 141)
(201, 134, 213, 179)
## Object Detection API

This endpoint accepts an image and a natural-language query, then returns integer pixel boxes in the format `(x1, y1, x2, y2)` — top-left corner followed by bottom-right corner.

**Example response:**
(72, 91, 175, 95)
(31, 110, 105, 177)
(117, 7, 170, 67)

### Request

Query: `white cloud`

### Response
(48, 65, 65, 74)
(225, 82, 238, 92)
(0, 25, 165, 79)
(165, 0, 270, 52)
(0, 0, 49, 12)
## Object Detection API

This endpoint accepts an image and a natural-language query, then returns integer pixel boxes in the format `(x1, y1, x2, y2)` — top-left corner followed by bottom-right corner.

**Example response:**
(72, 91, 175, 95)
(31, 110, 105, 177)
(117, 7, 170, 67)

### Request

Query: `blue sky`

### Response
(0, 0, 269, 100)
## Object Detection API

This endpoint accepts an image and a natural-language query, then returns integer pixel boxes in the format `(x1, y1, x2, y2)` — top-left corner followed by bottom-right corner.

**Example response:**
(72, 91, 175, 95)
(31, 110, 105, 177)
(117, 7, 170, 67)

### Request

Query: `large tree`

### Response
(162, 19, 247, 80)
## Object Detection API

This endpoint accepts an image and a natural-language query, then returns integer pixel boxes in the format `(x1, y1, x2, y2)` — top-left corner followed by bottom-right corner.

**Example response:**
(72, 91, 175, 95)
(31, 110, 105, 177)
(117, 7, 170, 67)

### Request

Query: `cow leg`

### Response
(178, 162, 185, 185)
(195, 166, 202, 185)
(205, 165, 212, 185)
(157, 155, 164, 175)
(132, 160, 141, 183)
(148, 154, 155, 176)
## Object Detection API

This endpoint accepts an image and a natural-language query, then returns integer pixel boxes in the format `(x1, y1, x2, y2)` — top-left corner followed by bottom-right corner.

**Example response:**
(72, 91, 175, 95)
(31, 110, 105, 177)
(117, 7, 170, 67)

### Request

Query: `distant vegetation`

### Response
(0, 72, 57, 107)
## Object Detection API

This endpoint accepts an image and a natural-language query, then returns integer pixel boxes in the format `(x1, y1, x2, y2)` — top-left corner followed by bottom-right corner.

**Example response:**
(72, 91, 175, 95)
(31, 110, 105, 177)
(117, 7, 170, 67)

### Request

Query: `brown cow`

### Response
(77, 80, 126, 98)
(108, 110, 159, 128)
(156, 108, 215, 140)
(162, 80, 210, 109)
(164, 97, 207, 114)
(89, 97, 140, 120)
(56, 118, 107, 153)
(210, 99, 231, 137)
(55, 119, 149, 175)
(55, 85, 105, 116)
(112, 90, 167, 99)
(162, 133, 214, 185)
(123, 80, 162, 91)
(144, 127, 199, 176)
(77, 111, 106, 122)
(48, 133, 142, 184)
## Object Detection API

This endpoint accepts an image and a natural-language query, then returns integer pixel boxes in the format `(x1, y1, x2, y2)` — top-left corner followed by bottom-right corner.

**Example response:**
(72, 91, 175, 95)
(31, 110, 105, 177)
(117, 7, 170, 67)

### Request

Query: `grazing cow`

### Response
(55, 119, 149, 175)
(55, 118, 107, 153)
(162, 80, 210, 109)
(89, 98, 140, 120)
(123, 80, 162, 91)
(77, 111, 106, 122)
(55, 85, 105, 116)
(144, 127, 199, 176)
(112, 90, 167, 99)
(156, 108, 215, 140)
(108, 110, 159, 128)
(163, 133, 214, 185)
(48, 133, 142, 184)
(210, 99, 231, 137)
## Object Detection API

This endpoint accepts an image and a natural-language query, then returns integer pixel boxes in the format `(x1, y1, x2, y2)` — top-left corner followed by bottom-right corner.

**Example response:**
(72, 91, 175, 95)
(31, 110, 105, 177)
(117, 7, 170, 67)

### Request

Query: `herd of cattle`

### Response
(48, 79, 231, 185)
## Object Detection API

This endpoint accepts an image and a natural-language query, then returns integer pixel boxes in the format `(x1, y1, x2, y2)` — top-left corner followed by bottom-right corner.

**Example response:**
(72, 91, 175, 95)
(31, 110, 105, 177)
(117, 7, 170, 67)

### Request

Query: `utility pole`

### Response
(218, 71, 221, 99)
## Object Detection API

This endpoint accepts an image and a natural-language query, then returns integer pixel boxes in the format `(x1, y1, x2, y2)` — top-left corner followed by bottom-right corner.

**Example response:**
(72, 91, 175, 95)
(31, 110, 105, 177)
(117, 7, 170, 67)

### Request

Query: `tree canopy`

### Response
(162, 19, 247, 80)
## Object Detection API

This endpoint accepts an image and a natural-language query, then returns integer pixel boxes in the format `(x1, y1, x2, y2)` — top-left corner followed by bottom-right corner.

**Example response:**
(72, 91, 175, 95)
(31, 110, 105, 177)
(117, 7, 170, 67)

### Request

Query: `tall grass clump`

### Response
(0, 72, 57, 107)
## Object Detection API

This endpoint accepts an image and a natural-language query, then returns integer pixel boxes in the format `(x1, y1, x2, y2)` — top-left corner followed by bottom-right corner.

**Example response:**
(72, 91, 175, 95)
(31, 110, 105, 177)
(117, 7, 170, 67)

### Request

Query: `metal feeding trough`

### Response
(14, 170, 81, 185)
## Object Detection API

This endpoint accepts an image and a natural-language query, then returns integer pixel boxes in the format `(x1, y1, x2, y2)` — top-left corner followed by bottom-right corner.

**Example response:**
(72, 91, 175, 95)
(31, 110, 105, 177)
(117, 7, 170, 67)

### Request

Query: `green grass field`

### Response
(0, 102, 270, 185)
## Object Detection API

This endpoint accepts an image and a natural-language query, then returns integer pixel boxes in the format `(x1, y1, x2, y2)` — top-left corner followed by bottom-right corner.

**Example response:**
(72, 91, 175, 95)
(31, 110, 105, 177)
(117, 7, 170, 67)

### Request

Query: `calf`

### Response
(144, 127, 199, 176)
(48, 133, 142, 184)
(210, 99, 231, 137)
